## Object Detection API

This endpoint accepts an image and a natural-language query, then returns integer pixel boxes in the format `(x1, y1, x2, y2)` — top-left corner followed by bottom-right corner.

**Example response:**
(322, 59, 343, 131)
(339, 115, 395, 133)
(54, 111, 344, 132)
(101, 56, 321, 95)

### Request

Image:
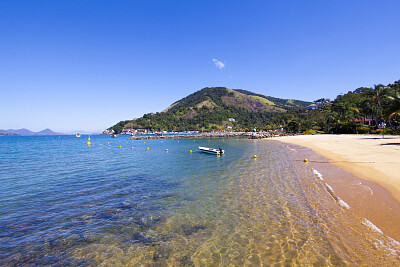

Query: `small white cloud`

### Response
(212, 58, 225, 69)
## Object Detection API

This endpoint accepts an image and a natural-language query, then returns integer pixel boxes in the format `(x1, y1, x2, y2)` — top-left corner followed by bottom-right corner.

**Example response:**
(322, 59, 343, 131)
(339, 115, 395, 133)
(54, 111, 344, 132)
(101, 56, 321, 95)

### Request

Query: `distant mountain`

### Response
(108, 87, 312, 132)
(2, 128, 60, 136)
(36, 128, 59, 135)
(0, 130, 19, 136)
(4, 128, 35, 136)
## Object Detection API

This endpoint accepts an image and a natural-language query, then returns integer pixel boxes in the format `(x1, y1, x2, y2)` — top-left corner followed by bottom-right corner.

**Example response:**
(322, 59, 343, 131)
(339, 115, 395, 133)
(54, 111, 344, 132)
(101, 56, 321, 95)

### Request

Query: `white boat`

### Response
(76, 133, 81, 137)
(199, 146, 224, 155)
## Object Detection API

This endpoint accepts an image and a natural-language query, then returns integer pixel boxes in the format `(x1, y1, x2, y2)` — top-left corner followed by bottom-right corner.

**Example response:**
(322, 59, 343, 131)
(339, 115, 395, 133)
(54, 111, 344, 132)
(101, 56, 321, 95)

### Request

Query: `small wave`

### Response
(359, 182, 373, 195)
(324, 183, 350, 209)
(365, 186, 373, 196)
(325, 183, 334, 194)
(362, 218, 383, 234)
(286, 145, 297, 152)
(337, 198, 350, 209)
(312, 169, 323, 180)
(373, 235, 400, 257)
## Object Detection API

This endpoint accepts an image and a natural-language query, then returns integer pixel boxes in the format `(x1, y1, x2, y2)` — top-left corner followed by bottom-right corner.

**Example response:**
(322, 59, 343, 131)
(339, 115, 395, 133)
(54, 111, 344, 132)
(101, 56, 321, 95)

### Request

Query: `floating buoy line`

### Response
(84, 137, 261, 159)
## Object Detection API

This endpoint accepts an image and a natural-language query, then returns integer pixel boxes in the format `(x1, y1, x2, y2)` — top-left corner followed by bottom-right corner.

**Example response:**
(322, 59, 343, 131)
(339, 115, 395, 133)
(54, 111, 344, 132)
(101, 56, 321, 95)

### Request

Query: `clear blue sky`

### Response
(1, 0, 399, 133)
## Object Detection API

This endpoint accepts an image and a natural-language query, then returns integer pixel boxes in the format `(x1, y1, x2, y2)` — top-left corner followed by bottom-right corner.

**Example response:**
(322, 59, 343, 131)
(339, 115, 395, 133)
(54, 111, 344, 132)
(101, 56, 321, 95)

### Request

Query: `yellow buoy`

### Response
(132, 147, 134, 149)
(254, 155, 257, 159)
(144, 141, 146, 144)
(190, 150, 192, 153)
(109, 145, 110, 147)
(178, 141, 179, 143)
(166, 149, 168, 152)
(119, 146, 121, 148)
(87, 134, 91, 146)
(147, 147, 149, 150)
(223, 139, 224, 141)
(304, 158, 308, 163)
(100, 144, 102, 146)
(108, 142, 109, 144)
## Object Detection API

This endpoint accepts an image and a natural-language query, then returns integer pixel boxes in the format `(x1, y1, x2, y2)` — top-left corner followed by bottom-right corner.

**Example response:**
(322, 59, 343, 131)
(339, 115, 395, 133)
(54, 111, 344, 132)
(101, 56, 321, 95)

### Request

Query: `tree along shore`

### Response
(127, 132, 280, 140)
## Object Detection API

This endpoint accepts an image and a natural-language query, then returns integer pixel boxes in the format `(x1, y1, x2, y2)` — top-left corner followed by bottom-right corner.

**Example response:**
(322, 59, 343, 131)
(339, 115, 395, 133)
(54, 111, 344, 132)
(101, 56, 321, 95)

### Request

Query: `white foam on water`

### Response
(362, 218, 383, 234)
(366, 186, 373, 196)
(373, 237, 400, 257)
(387, 237, 400, 256)
(323, 182, 350, 209)
(359, 182, 373, 195)
(312, 168, 323, 180)
(325, 183, 334, 193)
(286, 145, 297, 152)
(337, 198, 350, 209)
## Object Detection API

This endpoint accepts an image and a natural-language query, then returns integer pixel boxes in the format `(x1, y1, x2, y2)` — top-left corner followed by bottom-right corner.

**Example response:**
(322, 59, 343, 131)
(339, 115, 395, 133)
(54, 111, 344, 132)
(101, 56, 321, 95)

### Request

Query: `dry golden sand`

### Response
(273, 134, 400, 202)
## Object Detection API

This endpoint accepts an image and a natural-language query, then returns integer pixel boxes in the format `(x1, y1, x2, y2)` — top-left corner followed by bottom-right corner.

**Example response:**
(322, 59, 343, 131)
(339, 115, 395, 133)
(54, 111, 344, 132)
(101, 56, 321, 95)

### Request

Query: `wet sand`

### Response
(270, 134, 400, 242)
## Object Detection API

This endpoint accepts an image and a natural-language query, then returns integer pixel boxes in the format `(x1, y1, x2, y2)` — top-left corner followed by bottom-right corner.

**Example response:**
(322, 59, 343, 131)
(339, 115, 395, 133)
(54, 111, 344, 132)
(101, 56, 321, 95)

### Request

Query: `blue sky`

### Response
(1, 0, 399, 132)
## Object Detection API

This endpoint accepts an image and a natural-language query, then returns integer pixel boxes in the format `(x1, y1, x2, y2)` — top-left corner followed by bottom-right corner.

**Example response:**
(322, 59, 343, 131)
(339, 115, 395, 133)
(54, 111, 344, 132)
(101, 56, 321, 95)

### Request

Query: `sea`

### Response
(1, 135, 399, 266)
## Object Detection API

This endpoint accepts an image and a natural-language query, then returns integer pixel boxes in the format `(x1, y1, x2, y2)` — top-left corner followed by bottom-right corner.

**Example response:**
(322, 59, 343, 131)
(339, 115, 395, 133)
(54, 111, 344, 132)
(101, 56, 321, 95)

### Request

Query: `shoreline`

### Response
(272, 134, 400, 203)
(127, 132, 272, 140)
(269, 134, 400, 241)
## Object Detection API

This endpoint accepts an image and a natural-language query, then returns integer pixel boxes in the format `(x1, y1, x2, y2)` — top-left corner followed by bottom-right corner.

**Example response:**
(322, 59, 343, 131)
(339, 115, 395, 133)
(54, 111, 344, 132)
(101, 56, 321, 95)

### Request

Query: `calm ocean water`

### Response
(1, 135, 399, 266)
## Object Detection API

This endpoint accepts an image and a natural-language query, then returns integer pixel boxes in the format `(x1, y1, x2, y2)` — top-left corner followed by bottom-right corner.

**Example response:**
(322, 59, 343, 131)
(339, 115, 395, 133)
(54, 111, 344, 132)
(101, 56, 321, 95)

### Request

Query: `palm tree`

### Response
(364, 84, 390, 125)
(359, 98, 373, 125)
(326, 112, 340, 133)
(385, 92, 400, 120)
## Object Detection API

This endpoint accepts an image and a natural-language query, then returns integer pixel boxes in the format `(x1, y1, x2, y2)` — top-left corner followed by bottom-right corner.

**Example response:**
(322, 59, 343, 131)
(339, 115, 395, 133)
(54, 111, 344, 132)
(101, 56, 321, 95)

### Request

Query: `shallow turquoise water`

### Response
(0, 136, 261, 264)
(1, 135, 397, 265)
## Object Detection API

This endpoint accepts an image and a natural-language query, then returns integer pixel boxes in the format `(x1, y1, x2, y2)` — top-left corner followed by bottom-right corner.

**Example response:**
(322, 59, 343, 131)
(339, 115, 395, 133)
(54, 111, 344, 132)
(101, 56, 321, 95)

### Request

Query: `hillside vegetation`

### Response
(109, 80, 400, 134)
(109, 87, 310, 132)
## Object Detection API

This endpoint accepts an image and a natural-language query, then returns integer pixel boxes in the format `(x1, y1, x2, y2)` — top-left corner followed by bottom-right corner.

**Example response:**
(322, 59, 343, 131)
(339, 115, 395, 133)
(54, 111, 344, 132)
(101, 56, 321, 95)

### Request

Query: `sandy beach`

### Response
(271, 134, 400, 243)
(274, 134, 400, 202)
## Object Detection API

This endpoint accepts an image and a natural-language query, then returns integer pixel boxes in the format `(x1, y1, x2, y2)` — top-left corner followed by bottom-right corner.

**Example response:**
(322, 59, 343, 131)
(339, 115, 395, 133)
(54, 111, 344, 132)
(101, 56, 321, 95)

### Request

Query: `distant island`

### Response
(107, 81, 400, 135)
(0, 128, 60, 136)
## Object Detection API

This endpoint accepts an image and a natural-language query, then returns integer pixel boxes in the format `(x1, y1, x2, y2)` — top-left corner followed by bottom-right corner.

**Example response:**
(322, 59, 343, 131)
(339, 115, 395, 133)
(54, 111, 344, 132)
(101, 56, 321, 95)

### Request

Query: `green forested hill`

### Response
(108, 87, 312, 132)
(109, 80, 400, 134)
(233, 89, 310, 110)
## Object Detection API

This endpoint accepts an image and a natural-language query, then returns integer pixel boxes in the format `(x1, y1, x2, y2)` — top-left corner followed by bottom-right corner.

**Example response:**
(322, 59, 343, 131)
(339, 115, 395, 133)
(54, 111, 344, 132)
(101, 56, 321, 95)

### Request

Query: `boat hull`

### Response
(198, 147, 224, 155)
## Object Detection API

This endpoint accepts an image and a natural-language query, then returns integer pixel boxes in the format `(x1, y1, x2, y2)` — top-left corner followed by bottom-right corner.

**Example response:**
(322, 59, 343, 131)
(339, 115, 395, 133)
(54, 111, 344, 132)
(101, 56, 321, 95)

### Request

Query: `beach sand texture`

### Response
(274, 134, 400, 203)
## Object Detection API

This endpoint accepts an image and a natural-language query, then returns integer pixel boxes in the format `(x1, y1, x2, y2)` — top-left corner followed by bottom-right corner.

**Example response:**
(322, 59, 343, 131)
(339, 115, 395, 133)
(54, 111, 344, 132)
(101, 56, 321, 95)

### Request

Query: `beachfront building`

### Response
(354, 117, 373, 126)
(121, 128, 136, 135)
(103, 129, 115, 135)
(136, 129, 147, 134)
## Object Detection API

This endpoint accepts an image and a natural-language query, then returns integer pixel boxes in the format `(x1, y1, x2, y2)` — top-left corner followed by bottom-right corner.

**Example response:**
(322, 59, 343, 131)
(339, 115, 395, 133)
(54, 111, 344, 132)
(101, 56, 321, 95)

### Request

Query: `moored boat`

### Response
(199, 146, 224, 155)
(76, 133, 81, 137)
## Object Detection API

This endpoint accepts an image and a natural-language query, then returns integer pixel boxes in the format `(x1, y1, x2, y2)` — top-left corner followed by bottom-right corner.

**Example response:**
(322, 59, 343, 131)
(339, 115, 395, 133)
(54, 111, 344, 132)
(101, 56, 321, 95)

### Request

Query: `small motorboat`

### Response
(111, 134, 117, 138)
(76, 133, 81, 137)
(199, 146, 224, 155)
